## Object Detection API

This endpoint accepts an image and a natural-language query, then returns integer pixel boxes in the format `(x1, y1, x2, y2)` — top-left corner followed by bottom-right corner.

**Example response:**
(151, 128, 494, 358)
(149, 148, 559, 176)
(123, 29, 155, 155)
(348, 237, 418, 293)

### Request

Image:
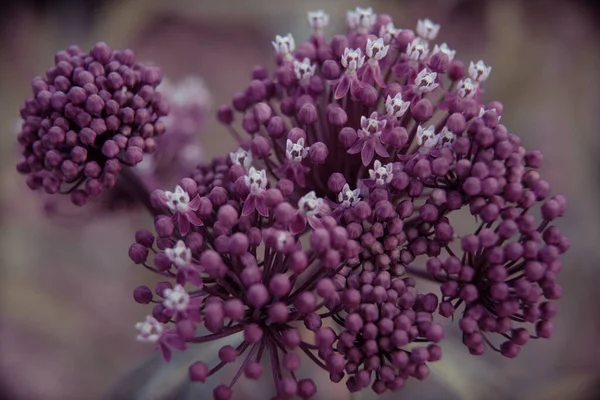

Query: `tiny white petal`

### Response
(135, 315, 163, 343)
(165, 185, 191, 213)
(468, 60, 492, 82)
(416, 19, 440, 40)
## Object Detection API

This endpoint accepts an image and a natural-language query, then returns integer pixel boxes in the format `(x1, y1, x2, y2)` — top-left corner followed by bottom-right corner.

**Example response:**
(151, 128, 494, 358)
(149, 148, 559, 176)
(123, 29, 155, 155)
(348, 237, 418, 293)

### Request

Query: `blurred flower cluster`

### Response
(15, 5, 569, 400)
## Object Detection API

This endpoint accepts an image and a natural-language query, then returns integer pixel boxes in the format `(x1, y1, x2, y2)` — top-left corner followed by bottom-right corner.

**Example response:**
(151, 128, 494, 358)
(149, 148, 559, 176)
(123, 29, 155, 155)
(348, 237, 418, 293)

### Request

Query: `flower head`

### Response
(294, 58, 317, 83)
(135, 315, 163, 342)
(379, 22, 401, 44)
(229, 148, 253, 171)
(341, 48, 365, 72)
(413, 68, 439, 93)
(347, 7, 376, 34)
(16, 42, 168, 206)
(369, 160, 394, 186)
(130, 163, 360, 398)
(469, 60, 492, 82)
(416, 19, 440, 40)
(366, 38, 390, 61)
(308, 10, 330, 34)
(385, 93, 410, 119)
(272, 34, 295, 61)
(406, 39, 430, 61)
(201, 7, 569, 396)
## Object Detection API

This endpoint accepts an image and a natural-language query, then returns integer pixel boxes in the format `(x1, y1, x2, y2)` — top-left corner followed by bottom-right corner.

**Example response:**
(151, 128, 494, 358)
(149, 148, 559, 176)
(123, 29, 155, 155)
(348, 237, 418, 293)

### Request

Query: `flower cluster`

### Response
(15, 6, 570, 400)
(16, 42, 168, 206)
(130, 160, 361, 399)
(206, 6, 569, 392)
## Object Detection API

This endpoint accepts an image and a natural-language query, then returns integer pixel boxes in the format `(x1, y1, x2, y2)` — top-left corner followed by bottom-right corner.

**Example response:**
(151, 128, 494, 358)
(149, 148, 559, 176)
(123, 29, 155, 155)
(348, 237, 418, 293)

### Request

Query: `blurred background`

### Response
(1, 0, 599, 399)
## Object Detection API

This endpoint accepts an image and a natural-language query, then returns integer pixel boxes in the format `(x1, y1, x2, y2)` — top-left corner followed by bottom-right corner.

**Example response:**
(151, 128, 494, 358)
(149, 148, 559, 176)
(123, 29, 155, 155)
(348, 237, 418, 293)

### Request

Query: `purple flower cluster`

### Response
(130, 159, 361, 399)
(16, 42, 169, 206)
(15, 6, 570, 400)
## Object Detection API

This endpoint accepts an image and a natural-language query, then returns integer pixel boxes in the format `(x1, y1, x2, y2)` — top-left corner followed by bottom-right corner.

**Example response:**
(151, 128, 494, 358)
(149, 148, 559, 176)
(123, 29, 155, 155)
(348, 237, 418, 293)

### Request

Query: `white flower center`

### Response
(347, 7, 376, 34)
(293, 58, 316, 83)
(416, 19, 440, 40)
(285, 138, 309, 162)
(230, 148, 253, 171)
(165, 185, 190, 213)
(468, 60, 492, 82)
(417, 125, 439, 151)
(135, 316, 163, 342)
(414, 69, 438, 94)
(369, 160, 394, 186)
(163, 284, 190, 311)
(366, 38, 389, 61)
(308, 10, 329, 31)
(244, 167, 268, 195)
(338, 184, 360, 209)
(298, 191, 323, 217)
(386, 93, 410, 119)
(406, 39, 429, 61)
(165, 240, 192, 268)
(458, 78, 477, 98)
(272, 34, 295, 59)
(341, 48, 365, 72)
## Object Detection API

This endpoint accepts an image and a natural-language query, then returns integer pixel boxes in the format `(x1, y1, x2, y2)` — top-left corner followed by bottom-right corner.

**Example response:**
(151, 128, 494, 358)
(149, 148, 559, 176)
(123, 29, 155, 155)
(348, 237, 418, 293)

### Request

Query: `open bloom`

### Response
(128, 7, 568, 397)
(130, 163, 361, 399)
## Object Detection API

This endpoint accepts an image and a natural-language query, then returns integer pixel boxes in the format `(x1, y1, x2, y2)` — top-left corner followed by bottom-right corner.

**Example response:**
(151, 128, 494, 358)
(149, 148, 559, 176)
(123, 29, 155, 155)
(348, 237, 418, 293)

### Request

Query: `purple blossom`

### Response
(130, 160, 361, 399)
(213, 7, 569, 372)
(16, 42, 168, 206)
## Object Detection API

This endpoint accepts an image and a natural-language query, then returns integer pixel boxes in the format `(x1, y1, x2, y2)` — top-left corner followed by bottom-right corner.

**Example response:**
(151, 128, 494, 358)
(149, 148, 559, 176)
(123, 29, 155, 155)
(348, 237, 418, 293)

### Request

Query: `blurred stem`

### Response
(120, 167, 157, 217)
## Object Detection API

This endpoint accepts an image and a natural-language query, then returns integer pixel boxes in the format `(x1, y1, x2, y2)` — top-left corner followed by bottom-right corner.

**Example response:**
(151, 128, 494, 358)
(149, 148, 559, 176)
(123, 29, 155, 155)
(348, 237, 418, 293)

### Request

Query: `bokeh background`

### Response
(1, 0, 599, 399)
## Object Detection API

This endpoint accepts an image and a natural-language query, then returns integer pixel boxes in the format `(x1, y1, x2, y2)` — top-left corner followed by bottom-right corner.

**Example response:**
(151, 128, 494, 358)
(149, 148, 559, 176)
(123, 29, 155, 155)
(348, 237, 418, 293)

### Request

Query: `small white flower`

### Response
(285, 138, 309, 162)
(406, 39, 429, 61)
(307, 10, 329, 32)
(413, 68, 439, 93)
(416, 19, 440, 40)
(379, 22, 400, 44)
(165, 185, 190, 213)
(439, 126, 456, 147)
(341, 48, 365, 72)
(385, 93, 410, 119)
(366, 38, 389, 61)
(432, 43, 456, 62)
(135, 316, 163, 343)
(338, 183, 361, 209)
(368, 160, 394, 186)
(298, 191, 324, 217)
(360, 112, 386, 136)
(293, 58, 316, 83)
(417, 125, 439, 151)
(457, 78, 477, 98)
(468, 60, 492, 82)
(347, 7, 376, 34)
(244, 167, 268, 195)
(163, 284, 190, 312)
(272, 34, 295, 60)
(230, 148, 253, 171)
(165, 240, 192, 269)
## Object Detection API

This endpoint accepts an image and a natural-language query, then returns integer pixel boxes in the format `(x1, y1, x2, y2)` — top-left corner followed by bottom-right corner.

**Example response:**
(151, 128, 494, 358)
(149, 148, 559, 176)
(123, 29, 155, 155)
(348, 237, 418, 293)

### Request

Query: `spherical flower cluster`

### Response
(16, 42, 168, 206)
(130, 161, 361, 399)
(124, 6, 570, 398)
(216, 6, 568, 363)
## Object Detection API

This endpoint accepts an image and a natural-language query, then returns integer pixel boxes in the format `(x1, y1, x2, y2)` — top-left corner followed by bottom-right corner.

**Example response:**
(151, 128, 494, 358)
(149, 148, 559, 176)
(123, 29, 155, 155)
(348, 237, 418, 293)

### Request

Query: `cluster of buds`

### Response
(16, 43, 168, 206)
